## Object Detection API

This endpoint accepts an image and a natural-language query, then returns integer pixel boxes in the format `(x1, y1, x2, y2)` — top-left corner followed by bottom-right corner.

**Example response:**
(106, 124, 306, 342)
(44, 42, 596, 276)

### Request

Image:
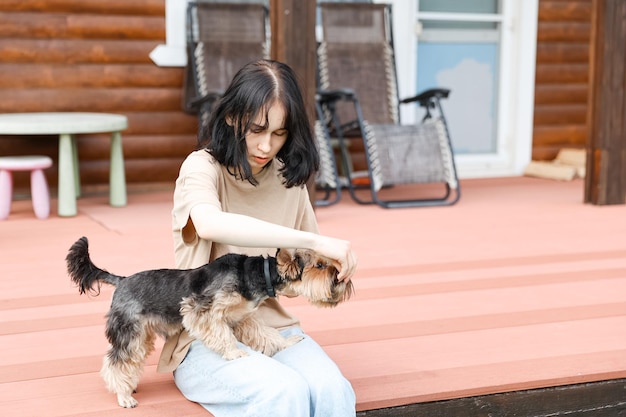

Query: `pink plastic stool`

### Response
(0, 155, 53, 220)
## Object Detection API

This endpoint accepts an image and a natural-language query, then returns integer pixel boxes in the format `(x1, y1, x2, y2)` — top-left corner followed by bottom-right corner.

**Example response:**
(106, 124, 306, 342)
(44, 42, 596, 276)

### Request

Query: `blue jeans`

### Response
(173, 327, 356, 417)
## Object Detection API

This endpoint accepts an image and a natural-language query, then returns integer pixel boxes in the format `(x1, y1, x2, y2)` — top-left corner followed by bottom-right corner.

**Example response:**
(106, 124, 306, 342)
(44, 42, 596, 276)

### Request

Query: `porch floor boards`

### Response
(1, 176, 625, 416)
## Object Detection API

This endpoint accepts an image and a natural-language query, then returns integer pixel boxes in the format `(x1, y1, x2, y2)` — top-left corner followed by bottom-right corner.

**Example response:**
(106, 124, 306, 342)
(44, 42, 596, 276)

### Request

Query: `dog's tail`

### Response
(66, 237, 123, 296)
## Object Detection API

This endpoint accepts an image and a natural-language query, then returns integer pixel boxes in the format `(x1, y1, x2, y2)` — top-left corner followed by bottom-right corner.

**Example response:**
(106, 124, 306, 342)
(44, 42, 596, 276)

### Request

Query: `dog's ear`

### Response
(276, 248, 303, 280)
(293, 251, 310, 271)
(276, 248, 291, 264)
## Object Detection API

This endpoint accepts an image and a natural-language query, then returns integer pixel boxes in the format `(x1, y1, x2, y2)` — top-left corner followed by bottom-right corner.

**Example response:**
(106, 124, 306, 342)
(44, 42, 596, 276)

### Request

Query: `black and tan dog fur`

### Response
(66, 236, 353, 408)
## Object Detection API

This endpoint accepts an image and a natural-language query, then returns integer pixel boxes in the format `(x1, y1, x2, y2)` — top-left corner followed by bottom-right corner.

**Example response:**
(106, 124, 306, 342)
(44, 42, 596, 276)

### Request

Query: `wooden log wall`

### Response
(0, 0, 198, 193)
(0, 0, 602, 191)
(533, 0, 593, 161)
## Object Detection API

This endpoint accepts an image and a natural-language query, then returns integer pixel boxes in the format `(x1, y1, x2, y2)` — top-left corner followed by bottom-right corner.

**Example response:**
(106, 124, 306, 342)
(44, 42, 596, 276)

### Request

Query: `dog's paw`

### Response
(223, 348, 248, 360)
(285, 334, 305, 347)
(261, 344, 280, 356)
(261, 335, 304, 356)
(268, 335, 305, 355)
(117, 394, 138, 408)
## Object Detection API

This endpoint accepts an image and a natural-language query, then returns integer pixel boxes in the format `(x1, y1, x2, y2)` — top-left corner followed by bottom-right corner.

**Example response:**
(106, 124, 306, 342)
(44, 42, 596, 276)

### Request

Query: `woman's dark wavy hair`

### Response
(197, 59, 319, 188)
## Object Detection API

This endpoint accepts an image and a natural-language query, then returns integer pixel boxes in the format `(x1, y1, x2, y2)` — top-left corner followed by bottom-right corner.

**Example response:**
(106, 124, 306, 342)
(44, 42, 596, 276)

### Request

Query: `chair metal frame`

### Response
(314, 96, 342, 206)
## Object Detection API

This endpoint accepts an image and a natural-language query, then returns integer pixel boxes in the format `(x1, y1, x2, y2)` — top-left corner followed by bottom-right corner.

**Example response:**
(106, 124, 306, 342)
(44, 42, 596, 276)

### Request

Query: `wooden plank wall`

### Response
(533, 0, 593, 161)
(0, 0, 198, 193)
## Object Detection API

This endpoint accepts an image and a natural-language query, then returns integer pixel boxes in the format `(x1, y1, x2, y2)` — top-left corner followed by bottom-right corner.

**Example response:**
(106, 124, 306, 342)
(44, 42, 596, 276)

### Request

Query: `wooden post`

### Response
(269, 0, 317, 114)
(270, 0, 318, 207)
(585, 0, 626, 205)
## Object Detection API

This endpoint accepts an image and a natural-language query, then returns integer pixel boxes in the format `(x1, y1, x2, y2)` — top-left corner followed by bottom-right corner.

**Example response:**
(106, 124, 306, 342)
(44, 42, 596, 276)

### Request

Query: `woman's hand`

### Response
(312, 235, 357, 282)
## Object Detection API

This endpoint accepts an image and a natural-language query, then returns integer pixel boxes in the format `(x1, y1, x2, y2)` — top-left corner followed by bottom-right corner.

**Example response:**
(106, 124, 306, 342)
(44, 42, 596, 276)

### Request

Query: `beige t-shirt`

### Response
(157, 150, 319, 372)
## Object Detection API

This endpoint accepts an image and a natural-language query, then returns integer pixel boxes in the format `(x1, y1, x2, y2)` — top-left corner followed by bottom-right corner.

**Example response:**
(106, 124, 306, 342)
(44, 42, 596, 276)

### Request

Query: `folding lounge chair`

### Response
(183, 1, 270, 136)
(316, 2, 460, 208)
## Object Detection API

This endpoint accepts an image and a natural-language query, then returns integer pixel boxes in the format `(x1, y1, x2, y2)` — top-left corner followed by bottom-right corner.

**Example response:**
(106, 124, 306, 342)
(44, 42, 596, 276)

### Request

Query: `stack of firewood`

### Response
(524, 149, 586, 181)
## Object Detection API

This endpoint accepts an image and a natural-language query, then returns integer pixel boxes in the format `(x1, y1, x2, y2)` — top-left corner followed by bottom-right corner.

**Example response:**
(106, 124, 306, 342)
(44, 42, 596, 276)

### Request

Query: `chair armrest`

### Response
(316, 89, 363, 137)
(189, 91, 224, 108)
(316, 88, 357, 104)
(400, 88, 450, 106)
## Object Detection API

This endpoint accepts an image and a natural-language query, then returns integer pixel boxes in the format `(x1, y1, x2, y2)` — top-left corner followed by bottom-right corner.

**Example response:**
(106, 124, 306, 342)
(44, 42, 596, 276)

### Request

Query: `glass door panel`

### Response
(416, 0, 501, 155)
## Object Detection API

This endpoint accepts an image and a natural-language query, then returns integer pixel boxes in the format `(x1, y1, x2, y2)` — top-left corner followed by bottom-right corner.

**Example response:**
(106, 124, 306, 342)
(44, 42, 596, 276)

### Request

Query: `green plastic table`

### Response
(0, 112, 128, 217)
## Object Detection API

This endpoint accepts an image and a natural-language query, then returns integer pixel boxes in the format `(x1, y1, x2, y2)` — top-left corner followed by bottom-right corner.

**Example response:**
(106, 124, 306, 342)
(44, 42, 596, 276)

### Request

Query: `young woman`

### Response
(157, 59, 357, 417)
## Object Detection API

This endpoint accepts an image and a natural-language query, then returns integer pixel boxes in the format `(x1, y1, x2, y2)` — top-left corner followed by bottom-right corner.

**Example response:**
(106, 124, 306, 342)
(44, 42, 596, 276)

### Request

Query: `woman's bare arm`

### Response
(190, 203, 357, 281)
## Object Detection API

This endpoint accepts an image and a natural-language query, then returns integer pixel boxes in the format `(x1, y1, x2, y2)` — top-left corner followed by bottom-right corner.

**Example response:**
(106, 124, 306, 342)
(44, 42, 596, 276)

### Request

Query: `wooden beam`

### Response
(269, 0, 317, 110)
(269, 0, 318, 206)
(585, 0, 626, 204)
(356, 379, 626, 417)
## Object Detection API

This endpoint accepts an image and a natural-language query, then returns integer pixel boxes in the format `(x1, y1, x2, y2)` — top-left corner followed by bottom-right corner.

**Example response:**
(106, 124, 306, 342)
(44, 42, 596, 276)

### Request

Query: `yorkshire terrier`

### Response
(66, 236, 353, 408)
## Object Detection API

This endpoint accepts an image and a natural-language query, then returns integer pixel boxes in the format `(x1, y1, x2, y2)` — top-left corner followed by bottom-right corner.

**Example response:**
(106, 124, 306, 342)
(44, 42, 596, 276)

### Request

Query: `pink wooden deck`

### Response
(1, 177, 626, 416)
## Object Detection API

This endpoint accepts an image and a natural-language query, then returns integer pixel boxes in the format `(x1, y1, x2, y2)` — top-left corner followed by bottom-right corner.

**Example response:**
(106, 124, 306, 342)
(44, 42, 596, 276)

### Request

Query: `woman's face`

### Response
(245, 101, 288, 175)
